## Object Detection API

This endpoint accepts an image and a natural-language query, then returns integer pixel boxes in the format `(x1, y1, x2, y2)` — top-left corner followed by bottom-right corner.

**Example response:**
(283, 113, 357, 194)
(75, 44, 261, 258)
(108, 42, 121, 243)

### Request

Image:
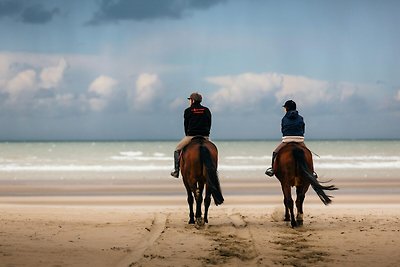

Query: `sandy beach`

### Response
(1, 177, 400, 267)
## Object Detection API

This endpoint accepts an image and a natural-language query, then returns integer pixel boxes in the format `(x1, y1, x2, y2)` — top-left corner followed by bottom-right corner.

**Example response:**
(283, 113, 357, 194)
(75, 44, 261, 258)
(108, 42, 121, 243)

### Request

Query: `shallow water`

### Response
(0, 140, 398, 181)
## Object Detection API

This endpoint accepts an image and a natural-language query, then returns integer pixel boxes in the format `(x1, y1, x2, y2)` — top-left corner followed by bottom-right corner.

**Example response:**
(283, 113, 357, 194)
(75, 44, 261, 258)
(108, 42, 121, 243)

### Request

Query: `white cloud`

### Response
(207, 72, 343, 110)
(275, 75, 332, 106)
(0, 57, 9, 78)
(338, 82, 358, 101)
(207, 73, 282, 110)
(5, 69, 37, 102)
(0, 52, 121, 113)
(0, 54, 69, 108)
(55, 93, 75, 107)
(88, 98, 108, 112)
(169, 97, 186, 110)
(132, 73, 161, 110)
(88, 75, 118, 111)
(40, 58, 68, 89)
(89, 75, 118, 97)
(396, 90, 400, 102)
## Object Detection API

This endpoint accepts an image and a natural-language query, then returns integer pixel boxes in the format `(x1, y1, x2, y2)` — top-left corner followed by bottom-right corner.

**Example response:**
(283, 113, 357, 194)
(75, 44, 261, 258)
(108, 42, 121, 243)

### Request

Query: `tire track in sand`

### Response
(117, 213, 167, 267)
(201, 210, 258, 266)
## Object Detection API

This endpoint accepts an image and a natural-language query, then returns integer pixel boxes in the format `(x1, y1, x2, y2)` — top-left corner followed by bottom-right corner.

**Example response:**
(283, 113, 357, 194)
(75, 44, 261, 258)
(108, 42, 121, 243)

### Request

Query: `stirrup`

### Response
(265, 167, 274, 177)
(170, 170, 179, 178)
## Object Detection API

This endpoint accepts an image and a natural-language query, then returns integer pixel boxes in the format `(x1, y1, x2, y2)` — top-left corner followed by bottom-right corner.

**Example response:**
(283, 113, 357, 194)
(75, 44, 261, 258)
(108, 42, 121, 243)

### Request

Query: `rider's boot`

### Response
(265, 152, 277, 177)
(170, 150, 180, 178)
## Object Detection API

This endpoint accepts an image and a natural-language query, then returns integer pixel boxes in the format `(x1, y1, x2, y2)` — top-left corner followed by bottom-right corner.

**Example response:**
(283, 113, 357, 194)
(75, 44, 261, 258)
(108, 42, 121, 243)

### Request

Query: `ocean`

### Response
(0, 140, 399, 182)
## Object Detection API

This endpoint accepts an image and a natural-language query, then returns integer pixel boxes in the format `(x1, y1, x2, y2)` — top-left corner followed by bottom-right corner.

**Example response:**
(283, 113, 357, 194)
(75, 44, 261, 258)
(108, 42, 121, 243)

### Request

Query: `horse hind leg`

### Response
(282, 186, 297, 227)
(203, 187, 211, 224)
(286, 197, 297, 228)
(186, 186, 195, 224)
(296, 213, 304, 226)
(195, 186, 204, 226)
(281, 185, 290, 221)
(284, 205, 290, 222)
(296, 186, 306, 226)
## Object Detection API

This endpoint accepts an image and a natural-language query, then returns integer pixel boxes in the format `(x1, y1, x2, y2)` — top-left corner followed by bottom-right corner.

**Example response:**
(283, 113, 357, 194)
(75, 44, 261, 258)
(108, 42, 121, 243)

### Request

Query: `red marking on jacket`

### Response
(192, 108, 205, 114)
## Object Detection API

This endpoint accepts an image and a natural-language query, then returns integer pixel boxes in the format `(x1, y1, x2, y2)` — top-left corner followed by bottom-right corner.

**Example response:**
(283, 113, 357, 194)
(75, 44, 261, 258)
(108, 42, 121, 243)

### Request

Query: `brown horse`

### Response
(180, 136, 224, 226)
(274, 142, 338, 227)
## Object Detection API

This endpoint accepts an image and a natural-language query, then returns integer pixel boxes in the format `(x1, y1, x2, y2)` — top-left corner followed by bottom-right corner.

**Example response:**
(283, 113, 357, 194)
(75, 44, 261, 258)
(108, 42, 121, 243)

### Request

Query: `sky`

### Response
(0, 0, 399, 140)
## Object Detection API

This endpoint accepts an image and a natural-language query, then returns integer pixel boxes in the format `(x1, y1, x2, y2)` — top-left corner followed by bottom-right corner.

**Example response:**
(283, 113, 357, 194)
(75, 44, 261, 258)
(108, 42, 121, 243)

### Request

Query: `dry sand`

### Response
(1, 194, 400, 267)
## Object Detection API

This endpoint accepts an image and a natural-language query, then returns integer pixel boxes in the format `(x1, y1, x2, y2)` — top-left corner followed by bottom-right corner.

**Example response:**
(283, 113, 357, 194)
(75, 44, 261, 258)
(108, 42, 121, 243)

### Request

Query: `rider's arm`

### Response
(184, 108, 190, 135)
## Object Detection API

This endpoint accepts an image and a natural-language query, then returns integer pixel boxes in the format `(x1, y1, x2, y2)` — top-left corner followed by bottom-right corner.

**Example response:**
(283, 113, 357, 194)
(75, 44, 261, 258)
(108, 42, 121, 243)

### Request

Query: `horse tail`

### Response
(199, 145, 224, 206)
(293, 147, 338, 205)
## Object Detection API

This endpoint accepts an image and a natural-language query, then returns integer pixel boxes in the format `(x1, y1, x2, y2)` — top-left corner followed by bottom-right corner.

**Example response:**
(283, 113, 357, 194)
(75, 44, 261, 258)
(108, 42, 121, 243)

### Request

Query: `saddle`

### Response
(191, 135, 207, 142)
(180, 136, 207, 158)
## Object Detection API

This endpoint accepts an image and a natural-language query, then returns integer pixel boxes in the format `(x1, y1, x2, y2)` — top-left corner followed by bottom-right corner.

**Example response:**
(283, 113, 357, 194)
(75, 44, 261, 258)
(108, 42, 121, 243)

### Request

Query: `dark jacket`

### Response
(184, 102, 211, 136)
(281, 110, 305, 136)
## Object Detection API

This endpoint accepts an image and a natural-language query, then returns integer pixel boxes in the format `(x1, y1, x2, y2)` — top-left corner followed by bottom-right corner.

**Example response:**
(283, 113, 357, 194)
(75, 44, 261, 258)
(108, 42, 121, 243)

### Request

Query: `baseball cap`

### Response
(187, 92, 202, 102)
(283, 100, 296, 111)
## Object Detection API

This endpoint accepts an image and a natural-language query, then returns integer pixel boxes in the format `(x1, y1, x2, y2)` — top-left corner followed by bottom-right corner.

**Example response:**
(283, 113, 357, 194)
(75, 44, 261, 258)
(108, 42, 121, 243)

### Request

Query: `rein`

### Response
(310, 150, 321, 158)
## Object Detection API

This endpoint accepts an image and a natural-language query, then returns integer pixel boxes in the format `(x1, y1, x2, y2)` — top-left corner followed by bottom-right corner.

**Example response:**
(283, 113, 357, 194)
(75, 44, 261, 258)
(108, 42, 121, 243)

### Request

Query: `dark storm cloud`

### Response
(0, 0, 60, 24)
(88, 0, 227, 25)
(21, 4, 60, 24)
(0, 0, 22, 17)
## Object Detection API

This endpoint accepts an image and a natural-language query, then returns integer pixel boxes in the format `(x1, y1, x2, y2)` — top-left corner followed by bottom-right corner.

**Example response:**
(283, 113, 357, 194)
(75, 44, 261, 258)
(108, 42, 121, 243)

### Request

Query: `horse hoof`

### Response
(291, 221, 298, 228)
(284, 218, 290, 222)
(204, 218, 208, 224)
(297, 220, 303, 226)
(196, 217, 204, 226)
(188, 219, 195, 224)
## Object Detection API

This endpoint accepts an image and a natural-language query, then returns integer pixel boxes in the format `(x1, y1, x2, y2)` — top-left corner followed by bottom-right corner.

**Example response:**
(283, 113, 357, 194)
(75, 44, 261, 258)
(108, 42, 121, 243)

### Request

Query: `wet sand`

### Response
(1, 178, 400, 266)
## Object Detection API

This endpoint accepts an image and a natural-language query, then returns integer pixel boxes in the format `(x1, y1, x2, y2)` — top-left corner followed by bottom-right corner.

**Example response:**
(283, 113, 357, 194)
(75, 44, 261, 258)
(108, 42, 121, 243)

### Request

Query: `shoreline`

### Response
(2, 194, 400, 206)
(1, 176, 400, 204)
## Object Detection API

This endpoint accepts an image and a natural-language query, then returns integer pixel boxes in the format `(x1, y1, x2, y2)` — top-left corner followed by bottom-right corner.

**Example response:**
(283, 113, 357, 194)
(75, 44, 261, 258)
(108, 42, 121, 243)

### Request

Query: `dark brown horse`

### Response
(274, 142, 338, 227)
(180, 136, 224, 226)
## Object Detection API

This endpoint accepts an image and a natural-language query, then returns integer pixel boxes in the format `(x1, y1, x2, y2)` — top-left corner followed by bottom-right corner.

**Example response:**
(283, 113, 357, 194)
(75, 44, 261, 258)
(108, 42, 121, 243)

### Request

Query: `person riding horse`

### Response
(266, 100, 310, 177)
(171, 92, 212, 178)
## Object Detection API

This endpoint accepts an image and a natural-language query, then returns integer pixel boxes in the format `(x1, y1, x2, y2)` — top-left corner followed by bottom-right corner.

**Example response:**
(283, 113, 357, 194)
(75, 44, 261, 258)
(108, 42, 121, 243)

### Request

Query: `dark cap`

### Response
(283, 100, 296, 111)
(187, 92, 202, 102)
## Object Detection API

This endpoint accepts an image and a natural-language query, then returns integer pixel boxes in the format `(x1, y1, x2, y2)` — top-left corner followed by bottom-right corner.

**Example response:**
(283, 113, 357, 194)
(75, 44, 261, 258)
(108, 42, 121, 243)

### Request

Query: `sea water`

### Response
(0, 140, 399, 182)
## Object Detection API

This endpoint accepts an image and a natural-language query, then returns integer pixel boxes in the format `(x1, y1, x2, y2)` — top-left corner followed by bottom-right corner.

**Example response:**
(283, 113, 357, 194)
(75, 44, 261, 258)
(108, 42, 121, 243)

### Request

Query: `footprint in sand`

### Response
(203, 211, 258, 264)
(117, 213, 168, 267)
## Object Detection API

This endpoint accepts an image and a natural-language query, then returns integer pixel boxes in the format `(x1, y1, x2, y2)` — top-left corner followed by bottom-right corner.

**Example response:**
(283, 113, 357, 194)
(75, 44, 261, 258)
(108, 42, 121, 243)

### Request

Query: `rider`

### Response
(265, 100, 306, 177)
(170, 92, 212, 178)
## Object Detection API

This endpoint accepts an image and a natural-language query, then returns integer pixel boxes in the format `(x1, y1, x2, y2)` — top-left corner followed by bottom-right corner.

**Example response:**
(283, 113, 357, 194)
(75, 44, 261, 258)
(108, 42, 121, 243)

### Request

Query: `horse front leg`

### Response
(185, 185, 195, 224)
(195, 183, 204, 226)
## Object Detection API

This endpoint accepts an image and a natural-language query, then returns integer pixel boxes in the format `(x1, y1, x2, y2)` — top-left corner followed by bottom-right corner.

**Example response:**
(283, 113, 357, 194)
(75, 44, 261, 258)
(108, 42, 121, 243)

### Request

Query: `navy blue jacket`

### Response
(184, 102, 211, 136)
(281, 110, 305, 136)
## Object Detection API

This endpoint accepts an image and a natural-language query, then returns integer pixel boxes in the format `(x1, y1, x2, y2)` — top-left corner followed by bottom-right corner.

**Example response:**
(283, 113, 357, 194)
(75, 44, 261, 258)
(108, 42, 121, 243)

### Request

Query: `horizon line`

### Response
(0, 138, 399, 143)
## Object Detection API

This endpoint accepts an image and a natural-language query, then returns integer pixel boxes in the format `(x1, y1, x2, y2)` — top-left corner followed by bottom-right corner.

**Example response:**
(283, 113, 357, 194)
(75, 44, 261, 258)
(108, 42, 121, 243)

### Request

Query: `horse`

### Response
(180, 136, 224, 226)
(273, 142, 338, 227)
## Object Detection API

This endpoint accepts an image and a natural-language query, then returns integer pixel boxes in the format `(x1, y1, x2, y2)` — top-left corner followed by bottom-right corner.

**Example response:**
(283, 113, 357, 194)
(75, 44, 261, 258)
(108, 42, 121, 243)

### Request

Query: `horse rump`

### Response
(292, 147, 338, 205)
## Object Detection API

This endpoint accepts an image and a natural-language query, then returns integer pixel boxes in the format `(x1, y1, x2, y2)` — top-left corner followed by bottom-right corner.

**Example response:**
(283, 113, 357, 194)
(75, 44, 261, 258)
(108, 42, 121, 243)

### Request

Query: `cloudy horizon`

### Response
(0, 0, 399, 141)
